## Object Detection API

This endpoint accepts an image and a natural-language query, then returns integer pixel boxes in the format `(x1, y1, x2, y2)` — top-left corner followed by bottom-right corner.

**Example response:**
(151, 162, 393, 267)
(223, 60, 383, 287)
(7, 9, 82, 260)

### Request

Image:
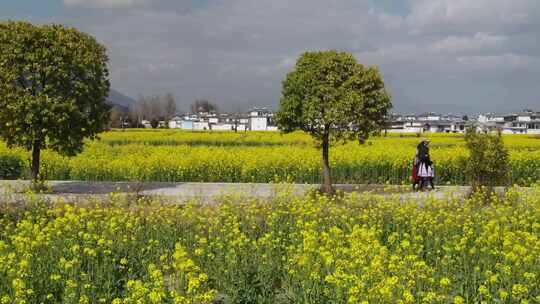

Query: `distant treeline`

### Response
(109, 96, 219, 128)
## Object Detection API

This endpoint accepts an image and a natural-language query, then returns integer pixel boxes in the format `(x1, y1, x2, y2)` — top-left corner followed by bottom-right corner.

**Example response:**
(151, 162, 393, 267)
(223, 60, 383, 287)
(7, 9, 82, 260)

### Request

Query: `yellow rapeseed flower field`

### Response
(0, 129, 539, 185)
(1, 187, 540, 303)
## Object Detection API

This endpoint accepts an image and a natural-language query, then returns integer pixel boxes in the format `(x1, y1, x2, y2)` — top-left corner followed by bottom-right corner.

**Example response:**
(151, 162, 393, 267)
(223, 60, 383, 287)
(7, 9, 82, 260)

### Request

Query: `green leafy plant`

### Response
(464, 127, 509, 194)
(0, 154, 24, 180)
(0, 21, 111, 182)
(275, 50, 392, 193)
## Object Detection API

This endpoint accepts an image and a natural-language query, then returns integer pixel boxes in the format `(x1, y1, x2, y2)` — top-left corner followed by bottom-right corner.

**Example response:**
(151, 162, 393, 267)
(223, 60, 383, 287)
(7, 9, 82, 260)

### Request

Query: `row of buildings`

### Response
(387, 113, 469, 134)
(141, 108, 278, 131)
(387, 110, 540, 134)
(141, 108, 540, 134)
(386, 110, 540, 134)
(477, 111, 540, 134)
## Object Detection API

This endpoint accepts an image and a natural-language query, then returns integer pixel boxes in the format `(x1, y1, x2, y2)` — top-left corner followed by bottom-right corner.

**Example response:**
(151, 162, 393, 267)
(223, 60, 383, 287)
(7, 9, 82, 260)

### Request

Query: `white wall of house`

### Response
(402, 126, 422, 133)
(525, 122, 540, 134)
(502, 129, 523, 134)
(211, 123, 234, 131)
(388, 121, 422, 133)
(193, 121, 210, 130)
(181, 120, 194, 130)
(169, 120, 182, 129)
(451, 124, 466, 133)
(477, 115, 487, 123)
(250, 117, 268, 131)
(141, 120, 152, 128)
(388, 119, 471, 133)
(479, 114, 505, 123)
(405, 122, 423, 133)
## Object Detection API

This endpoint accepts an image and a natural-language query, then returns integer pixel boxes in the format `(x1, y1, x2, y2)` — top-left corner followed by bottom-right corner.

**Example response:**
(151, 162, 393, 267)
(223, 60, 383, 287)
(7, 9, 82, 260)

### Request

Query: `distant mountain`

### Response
(107, 89, 136, 112)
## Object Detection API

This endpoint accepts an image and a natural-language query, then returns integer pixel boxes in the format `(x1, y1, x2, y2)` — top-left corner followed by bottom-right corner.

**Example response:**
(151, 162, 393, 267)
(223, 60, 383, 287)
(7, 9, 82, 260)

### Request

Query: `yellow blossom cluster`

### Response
(1, 130, 539, 185)
(1, 186, 540, 303)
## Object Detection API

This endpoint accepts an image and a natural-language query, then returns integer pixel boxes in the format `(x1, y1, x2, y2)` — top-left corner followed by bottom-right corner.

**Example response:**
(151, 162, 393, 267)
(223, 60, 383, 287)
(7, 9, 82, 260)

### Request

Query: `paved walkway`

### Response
(0, 180, 478, 204)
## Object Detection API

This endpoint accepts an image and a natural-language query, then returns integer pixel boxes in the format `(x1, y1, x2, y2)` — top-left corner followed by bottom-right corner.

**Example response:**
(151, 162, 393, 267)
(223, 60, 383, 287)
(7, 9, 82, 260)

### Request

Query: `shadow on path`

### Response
(49, 181, 182, 194)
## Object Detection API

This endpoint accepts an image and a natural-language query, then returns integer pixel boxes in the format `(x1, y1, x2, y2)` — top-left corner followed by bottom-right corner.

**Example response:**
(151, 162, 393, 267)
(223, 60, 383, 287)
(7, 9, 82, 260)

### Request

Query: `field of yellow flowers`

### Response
(1, 129, 540, 185)
(1, 187, 540, 303)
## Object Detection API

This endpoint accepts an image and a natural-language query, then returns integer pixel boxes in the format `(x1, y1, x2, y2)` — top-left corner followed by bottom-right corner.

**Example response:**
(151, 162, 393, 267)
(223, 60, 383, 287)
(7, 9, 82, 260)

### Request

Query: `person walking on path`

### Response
(418, 155, 435, 190)
(415, 139, 435, 191)
(411, 151, 420, 190)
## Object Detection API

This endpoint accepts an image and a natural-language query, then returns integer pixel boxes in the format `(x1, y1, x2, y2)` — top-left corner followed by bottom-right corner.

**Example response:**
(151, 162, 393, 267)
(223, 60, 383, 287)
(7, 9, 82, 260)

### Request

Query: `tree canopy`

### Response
(129, 93, 177, 126)
(0, 21, 110, 180)
(191, 99, 218, 114)
(275, 51, 392, 193)
(464, 127, 509, 193)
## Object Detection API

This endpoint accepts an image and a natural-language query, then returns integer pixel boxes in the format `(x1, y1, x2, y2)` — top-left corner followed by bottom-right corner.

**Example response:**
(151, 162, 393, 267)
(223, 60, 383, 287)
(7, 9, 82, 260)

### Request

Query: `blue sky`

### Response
(2, 1, 63, 17)
(2, 0, 540, 114)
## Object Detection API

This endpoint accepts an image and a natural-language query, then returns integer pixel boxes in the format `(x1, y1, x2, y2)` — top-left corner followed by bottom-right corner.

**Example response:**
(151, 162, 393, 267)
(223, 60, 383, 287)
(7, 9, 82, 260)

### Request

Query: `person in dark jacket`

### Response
(414, 139, 435, 190)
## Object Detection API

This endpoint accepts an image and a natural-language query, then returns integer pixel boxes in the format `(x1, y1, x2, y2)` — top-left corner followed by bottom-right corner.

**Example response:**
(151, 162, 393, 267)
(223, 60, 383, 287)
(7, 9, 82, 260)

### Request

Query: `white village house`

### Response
(154, 107, 540, 134)
(167, 107, 277, 131)
(248, 108, 278, 131)
(478, 110, 540, 134)
(387, 113, 468, 134)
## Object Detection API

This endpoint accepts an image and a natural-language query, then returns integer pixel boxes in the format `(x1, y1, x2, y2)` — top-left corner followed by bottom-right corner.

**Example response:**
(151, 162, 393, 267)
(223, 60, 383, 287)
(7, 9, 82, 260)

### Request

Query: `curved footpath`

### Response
(0, 180, 520, 204)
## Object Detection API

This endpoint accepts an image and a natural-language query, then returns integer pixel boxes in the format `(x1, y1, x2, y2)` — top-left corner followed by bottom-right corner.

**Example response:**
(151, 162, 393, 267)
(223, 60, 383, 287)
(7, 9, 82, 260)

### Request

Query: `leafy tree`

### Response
(191, 99, 218, 114)
(163, 93, 177, 121)
(129, 94, 176, 126)
(0, 21, 110, 181)
(150, 119, 160, 129)
(148, 95, 164, 120)
(129, 95, 152, 127)
(275, 51, 392, 193)
(464, 127, 509, 193)
(108, 106, 124, 129)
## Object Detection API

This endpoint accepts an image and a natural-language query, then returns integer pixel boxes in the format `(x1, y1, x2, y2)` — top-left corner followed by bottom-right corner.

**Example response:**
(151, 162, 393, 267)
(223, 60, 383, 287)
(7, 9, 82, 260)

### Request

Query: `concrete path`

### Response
(0, 180, 490, 204)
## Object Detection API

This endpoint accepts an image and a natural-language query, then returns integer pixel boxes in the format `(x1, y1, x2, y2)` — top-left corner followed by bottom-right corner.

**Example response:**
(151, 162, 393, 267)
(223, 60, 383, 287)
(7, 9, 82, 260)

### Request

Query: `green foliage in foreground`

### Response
(465, 128, 510, 190)
(0, 155, 23, 180)
(1, 187, 540, 303)
(0, 21, 110, 180)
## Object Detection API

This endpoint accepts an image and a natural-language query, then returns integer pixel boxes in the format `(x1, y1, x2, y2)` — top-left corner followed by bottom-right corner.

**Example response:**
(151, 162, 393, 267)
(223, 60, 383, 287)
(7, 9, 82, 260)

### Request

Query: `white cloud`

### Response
(63, 0, 140, 8)
(254, 57, 297, 75)
(456, 53, 539, 69)
(379, 13, 404, 31)
(407, 0, 540, 34)
(278, 57, 296, 69)
(430, 32, 508, 54)
(355, 46, 425, 66)
(42, 0, 540, 112)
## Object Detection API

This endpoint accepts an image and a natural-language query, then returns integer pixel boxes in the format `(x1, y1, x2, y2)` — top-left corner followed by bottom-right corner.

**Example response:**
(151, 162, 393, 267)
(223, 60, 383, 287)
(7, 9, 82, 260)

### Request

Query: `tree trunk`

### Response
(321, 131, 334, 194)
(31, 141, 41, 181)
